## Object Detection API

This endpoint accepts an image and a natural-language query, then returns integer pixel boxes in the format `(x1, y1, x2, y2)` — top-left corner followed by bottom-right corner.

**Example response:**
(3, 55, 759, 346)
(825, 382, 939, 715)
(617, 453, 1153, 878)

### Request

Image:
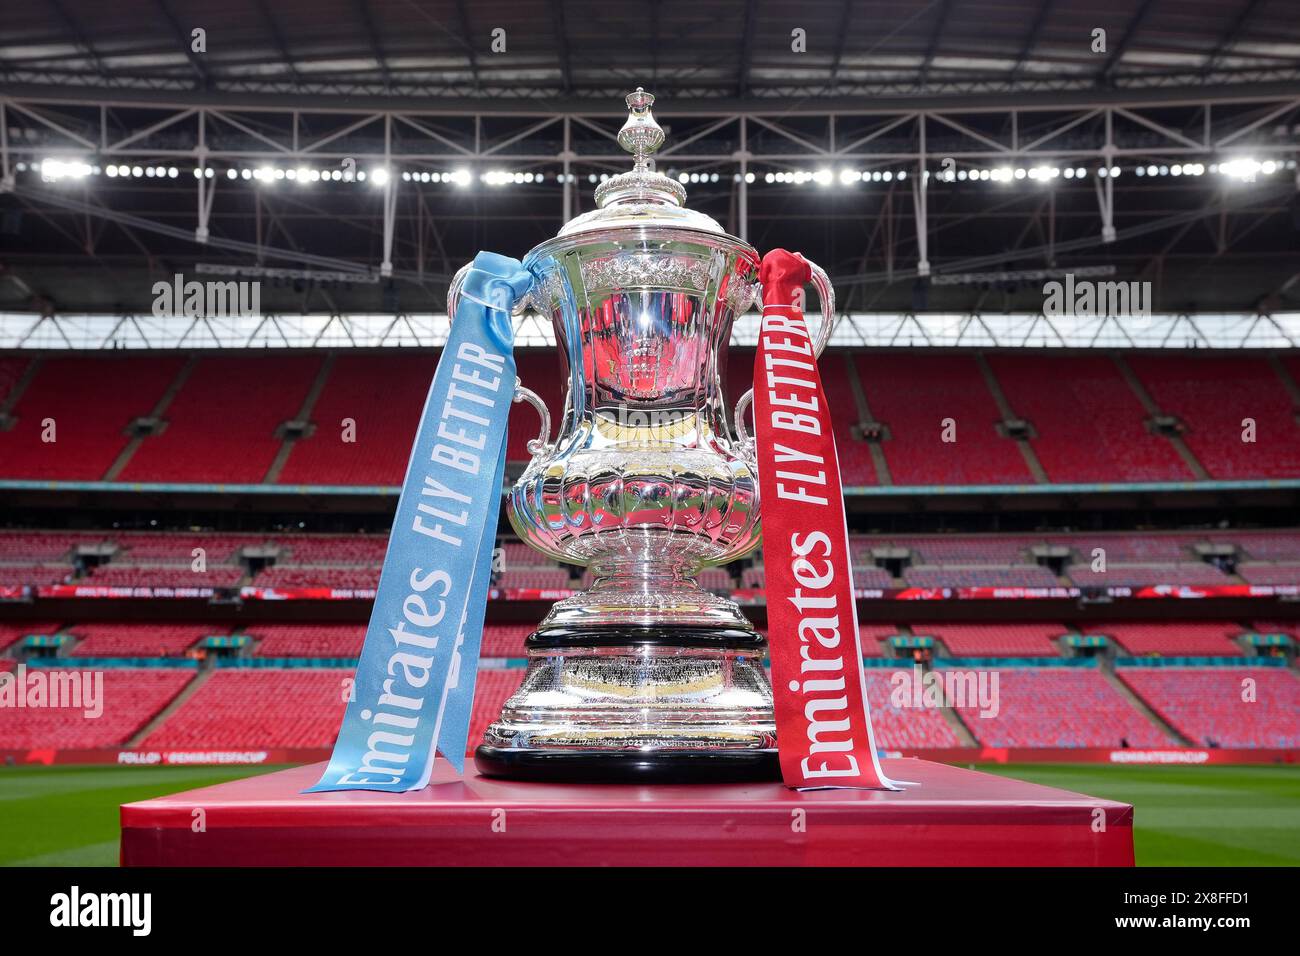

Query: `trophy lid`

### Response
(555, 88, 730, 239)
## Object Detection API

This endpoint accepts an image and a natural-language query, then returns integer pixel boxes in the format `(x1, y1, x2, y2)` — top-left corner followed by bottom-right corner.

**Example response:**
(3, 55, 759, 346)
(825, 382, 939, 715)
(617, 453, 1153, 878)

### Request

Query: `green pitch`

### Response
(0, 764, 293, 866)
(0, 762, 1297, 866)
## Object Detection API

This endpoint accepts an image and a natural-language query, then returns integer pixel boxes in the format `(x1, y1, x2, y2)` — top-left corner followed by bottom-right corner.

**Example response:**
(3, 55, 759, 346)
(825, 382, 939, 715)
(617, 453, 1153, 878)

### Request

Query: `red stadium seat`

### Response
(0, 621, 61, 650)
(120, 354, 322, 483)
(244, 624, 367, 658)
(0, 355, 183, 480)
(65, 623, 216, 657)
(1099, 621, 1245, 657)
(952, 668, 1173, 748)
(987, 354, 1190, 482)
(467, 668, 527, 751)
(479, 624, 534, 657)
(0, 669, 194, 748)
(253, 566, 379, 589)
(1118, 667, 1300, 747)
(140, 669, 351, 749)
(277, 353, 432, 485)
(905, 566, 1061, 588)
(1067, 564, 1231, 588)
(1129, 355, 1300, 479)
(861, 668, 964, 747)
(83, 565, 244, 588)
(915, 622, 1067, 657)
(855, 353, 1032, 485)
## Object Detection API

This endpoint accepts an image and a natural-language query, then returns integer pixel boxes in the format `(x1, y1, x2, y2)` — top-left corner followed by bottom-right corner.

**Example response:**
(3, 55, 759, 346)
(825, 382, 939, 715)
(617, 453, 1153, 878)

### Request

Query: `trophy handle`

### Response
(513, 378, 553, 458)
(733, 256, 838, 454)
(446, 261, 550, 459)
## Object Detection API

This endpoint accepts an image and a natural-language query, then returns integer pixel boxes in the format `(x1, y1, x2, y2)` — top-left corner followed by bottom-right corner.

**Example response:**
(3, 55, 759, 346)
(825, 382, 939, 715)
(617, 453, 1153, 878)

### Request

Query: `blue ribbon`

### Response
(306, 251, 532, 792)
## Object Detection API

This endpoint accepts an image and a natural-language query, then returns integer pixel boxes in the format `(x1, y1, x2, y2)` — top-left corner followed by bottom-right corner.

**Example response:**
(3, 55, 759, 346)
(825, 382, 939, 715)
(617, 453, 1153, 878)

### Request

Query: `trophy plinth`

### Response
(466, 88, 835, 782)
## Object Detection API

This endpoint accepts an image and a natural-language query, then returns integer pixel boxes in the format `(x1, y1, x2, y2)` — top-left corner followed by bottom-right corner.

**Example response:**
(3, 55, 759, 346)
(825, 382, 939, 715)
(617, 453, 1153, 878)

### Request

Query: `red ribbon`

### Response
(754, 249, 899, 790)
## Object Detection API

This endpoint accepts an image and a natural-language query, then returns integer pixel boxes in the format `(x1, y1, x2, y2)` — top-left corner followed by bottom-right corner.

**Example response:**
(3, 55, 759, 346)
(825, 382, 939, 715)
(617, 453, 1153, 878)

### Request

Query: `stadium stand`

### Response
(1, 358, 1297, 758)
(111, 532, 264, 564)
(915, 623, 1066, 657)
(0, 621, 59, 650)
(853, 353, 1032, 485)
(497, 568, 573, 589)
(119, 354, 322, 483)
(1048, 531, 1204, 563)
(986, 354, 1191, 482)
(1099, 622, 1246, 657)
(83, 565, 245, 588)
(0, 565, 72, 587)
(499, 541, 553, 567)
(851, 566, 896, 589)
(0, 354, 184, 480)
(467, 668, 528, 752)
(863, 670, 964, 747)
(252, 566, 378, 589)
(876, 534, 1042, 565)
(1236, 565, 1300, 586)
(951, 667, 1174, 747)
(276, 352, 431, 486)
(746, 565, 894, 590)
(1128, 355, 1300, 479)
(63, 623, 215, 658)
(480, 624, 533, 657)
(1117, 667, 1300, 747)
(821, 353, 877, 485)
(698, 568, 735, 590)
(246, 624, 367, 658)
(271, 535, 388, 565)
(2, 527, 1298, 595)
(859, 624, 902, 657)
(0, 669, 195, 748)
(904, 566, 1061, 588)
(3, 351, 1300, 487)
(140, 669, 350, 749)
(0, 531, 88, 562)
(1068, 564, 1232, 587)
(1232, 530, 1300, 561)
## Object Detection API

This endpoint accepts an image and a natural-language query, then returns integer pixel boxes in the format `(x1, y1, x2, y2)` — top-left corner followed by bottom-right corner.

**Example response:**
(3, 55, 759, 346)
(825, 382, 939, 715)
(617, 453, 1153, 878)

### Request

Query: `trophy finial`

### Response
(593, 87, 686, 209)
(617, 87, 665, 173)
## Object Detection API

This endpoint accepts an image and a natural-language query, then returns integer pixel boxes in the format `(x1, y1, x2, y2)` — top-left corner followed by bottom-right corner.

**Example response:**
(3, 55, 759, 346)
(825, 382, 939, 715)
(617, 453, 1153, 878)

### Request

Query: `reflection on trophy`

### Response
(460, 89, 838, 781)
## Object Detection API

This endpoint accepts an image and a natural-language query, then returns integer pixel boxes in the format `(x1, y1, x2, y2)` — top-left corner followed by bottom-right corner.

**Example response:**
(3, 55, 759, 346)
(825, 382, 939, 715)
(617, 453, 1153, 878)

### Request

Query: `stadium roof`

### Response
(1, 1, 1298, 320)
(3, 0, 1299, 100)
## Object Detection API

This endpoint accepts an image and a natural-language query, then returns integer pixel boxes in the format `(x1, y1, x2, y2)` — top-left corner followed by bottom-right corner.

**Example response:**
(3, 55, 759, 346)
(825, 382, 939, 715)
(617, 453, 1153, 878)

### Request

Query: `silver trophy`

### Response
(454, 89, 839, 781)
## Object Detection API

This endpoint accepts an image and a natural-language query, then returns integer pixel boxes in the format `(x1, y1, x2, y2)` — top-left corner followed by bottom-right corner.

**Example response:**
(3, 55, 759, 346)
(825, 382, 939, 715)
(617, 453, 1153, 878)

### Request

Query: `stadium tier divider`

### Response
(24, 657, 199, 669)
(215, 656, 360, 669)
(1114, 655, 1289, 668)
(931, 656, 1100, 668)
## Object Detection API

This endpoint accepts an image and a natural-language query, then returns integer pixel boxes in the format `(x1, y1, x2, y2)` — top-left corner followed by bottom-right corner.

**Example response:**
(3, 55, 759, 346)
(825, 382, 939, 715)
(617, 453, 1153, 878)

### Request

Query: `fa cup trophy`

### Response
(461, 89, 839, 782)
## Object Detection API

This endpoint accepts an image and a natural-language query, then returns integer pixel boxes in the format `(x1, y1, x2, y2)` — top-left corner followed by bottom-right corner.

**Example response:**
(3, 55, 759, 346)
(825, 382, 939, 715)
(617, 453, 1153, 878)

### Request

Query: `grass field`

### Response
(0, 762, 1297, 866)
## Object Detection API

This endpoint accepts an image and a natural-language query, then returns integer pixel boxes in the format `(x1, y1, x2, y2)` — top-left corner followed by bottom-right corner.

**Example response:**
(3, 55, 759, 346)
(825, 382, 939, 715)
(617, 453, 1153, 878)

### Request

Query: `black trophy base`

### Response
(474, 745, 781, 784)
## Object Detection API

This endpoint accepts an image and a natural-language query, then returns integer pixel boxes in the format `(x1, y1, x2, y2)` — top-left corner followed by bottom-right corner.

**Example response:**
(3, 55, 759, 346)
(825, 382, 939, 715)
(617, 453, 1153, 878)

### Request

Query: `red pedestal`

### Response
(120, 758, 1133, 866)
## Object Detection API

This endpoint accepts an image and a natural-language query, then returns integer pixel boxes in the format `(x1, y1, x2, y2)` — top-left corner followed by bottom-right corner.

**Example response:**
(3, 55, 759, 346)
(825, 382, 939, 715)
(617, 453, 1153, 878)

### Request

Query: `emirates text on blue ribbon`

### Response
(306, 251, 531, 792)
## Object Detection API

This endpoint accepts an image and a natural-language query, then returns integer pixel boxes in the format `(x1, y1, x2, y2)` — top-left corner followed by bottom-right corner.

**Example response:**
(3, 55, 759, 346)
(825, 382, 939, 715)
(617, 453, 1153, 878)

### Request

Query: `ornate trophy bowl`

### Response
(468, 90, 835, 782)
